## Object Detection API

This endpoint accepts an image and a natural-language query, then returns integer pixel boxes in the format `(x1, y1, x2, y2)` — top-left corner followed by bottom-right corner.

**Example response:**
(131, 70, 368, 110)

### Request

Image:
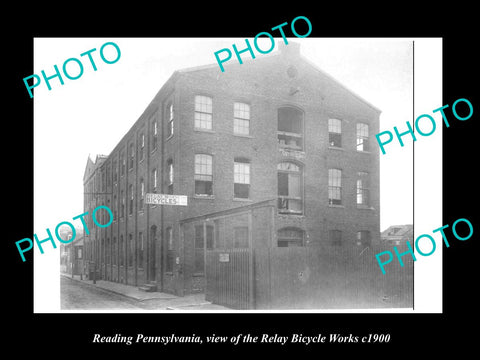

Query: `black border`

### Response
(8, 7, 479, 355)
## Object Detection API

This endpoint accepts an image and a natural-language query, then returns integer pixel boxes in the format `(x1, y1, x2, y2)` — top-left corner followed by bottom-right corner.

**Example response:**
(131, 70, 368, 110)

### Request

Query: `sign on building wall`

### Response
(145, 193, 188, 206)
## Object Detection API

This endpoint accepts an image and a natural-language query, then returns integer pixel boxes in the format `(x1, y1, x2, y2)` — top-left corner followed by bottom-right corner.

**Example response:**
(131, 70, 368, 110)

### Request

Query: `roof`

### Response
(381, 225, 413, 240)
(176, 40, 381, 114)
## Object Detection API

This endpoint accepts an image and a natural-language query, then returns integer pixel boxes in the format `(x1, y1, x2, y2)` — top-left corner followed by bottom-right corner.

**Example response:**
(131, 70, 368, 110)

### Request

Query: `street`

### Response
(60, 276, 228, 310)
(61, 276, 144, 310)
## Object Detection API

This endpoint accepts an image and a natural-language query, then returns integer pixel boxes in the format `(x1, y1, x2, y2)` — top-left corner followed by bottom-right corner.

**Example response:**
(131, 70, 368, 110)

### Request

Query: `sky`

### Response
(33, 37, 414, 236)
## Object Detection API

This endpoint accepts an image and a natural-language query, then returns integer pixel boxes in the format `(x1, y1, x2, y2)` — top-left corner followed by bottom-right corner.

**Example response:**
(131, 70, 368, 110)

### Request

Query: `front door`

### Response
(148, 227, 157, 282)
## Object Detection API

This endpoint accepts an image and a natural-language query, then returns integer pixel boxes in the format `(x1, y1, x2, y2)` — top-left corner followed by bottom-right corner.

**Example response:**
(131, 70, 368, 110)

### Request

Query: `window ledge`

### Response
(233, 133, 253, 139)
(356, 150, 372, 154)
(192, 273, 205, 277)
(328, 204, 345, 208)
(278, 212, 304, 217)
(279, 145, 303, 151)
(194, 128, 215, 134)
(357, 206, 374, 210)
(193, 195, 215, 200)
(328, 146, 344, 151)
(233, 198, 252, 202)
(165, 271, 174, 275)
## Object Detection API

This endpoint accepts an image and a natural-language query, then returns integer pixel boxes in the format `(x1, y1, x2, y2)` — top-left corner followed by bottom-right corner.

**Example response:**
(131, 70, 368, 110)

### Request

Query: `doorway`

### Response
(148, 226, 157, 282)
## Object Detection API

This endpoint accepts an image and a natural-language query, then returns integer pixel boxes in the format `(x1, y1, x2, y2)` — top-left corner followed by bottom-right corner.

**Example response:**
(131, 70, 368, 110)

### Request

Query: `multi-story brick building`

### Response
(83, 41, 381, 299)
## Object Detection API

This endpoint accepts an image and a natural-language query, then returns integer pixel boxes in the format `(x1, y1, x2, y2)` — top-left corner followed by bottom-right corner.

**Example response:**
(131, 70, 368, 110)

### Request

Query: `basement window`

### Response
(277, 228, 304, 247)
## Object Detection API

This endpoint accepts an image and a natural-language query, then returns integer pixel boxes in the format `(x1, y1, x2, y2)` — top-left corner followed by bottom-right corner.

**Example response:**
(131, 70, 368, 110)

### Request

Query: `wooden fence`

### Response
(206, 245, 413, 310)
(205, 248, 252, 309)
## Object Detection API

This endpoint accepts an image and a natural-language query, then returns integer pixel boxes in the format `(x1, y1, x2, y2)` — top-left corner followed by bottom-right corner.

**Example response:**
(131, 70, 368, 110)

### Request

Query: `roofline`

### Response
(176, 44, 382, 114)
(299, 55, 382, 114)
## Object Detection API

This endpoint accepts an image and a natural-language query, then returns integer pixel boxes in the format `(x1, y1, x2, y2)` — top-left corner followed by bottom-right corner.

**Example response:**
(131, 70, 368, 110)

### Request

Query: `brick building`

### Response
(83, 41, 381, 298)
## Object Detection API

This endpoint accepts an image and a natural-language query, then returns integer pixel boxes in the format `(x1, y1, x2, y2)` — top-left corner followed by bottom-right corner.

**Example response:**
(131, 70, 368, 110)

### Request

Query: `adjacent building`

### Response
(381, 225, 413, 246)
(82, 41, 381, 299)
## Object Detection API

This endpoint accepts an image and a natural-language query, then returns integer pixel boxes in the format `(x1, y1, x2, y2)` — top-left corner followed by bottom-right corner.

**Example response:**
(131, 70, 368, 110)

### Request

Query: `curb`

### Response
(61, 273, 145, 302)
(60, 274, 221, 308)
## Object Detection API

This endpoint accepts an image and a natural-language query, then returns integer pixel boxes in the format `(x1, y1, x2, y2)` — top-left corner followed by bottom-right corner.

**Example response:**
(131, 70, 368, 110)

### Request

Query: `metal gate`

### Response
(206, 248, 253, 309)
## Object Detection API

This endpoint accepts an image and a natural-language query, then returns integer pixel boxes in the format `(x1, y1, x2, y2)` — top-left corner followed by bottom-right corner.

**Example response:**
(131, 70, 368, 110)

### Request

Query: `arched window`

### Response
(278, 107, 304, 150)
(277, 161, 303, 214)
(139, 132, 145, 161)
(167, 102, 174, 137)
(139, 178, 145, 210)
(129, 184, 134, 215)
(167, 159, 174, 195)
(277, 228, 304, 247)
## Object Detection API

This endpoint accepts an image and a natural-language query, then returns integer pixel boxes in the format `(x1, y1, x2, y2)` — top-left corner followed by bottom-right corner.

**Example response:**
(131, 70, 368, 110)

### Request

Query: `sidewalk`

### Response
(61, 273, 229, 310)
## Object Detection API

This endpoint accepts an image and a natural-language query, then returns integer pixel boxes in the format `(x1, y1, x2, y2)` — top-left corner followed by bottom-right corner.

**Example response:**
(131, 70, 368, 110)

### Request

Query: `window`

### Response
(129, 184, 134, 215)
(128, 234, 134, 267)
(77, 247, 83, 259)
(106, 165, 111, 187)
(167, 103, 174, 137)
(139, 178, 145, 211)
(234, 227, 249, 248)
(151, 118, 158, 151)
(278, 107, 303, 150)
(277, 162, 303, 214)
(138, 232, 144, 269)
(328, 169, 342, 205)
(120, 152, 125, 176)
(388, 227, 402, 235)
(356, 172, 370, 208)
(166, 227, 174, 272)
(194, 95, 213, 130)
(277, 228, 304, 247)
(120, 190, 125, 218)
(194, 154, 213, 196)
(356, 123, 369, 151)
(113, 160, 118, 182)
(151, 168, 157, 193)
(329, 230, 342, 246)
(356, 231, 371, 246)
(234, 102, 250, 135)
(139, 133, 145, 161)
(234, 158, 250, 199)
(113, 195, 118, 220)
(129, 142, 134, 170)
(328, 119, 342, 147)
(119, 235, 124, 266)
(167, 159, 174, 195)
(194, 224, 214, 273)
